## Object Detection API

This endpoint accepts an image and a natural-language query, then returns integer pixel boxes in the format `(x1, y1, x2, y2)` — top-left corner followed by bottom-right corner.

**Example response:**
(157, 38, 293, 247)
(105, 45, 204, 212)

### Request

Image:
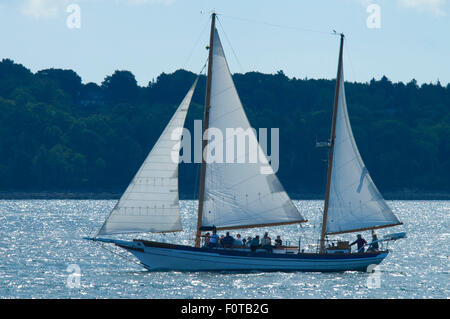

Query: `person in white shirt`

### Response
(234, 234, 243, 247)
(261, 232, 273, 253)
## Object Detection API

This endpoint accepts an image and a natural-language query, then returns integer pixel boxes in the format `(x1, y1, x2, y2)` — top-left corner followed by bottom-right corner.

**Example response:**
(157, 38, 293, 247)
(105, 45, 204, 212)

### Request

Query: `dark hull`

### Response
(107, 239, 389, 272)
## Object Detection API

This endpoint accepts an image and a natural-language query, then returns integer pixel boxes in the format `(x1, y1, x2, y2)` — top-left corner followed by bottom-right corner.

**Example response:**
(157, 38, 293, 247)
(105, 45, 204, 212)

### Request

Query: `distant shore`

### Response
(0, 191, 449, 200)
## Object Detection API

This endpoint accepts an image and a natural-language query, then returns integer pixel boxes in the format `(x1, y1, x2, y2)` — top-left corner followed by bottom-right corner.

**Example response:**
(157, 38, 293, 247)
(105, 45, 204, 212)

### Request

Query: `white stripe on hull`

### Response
(127, 245, 387, 272)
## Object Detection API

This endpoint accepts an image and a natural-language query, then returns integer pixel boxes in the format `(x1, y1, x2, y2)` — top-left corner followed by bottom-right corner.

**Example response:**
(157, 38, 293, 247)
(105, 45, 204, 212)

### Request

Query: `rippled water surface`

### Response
(0, 200, 448, 298)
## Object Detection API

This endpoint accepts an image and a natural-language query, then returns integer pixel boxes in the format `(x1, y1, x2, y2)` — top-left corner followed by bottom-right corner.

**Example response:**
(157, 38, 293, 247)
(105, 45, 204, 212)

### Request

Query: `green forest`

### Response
(0, 58, 449, 198)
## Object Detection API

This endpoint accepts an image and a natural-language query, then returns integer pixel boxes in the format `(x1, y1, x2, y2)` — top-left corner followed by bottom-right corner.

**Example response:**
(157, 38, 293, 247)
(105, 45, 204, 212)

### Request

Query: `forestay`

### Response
(98, 78, 198, 235)
(201, 29, 306, 230)
(326, 65, 402, 235)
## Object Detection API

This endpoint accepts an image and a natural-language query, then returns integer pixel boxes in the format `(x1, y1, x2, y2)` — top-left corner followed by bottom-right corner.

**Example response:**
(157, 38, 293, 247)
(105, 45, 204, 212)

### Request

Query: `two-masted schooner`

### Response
(86, 13, 405, 272)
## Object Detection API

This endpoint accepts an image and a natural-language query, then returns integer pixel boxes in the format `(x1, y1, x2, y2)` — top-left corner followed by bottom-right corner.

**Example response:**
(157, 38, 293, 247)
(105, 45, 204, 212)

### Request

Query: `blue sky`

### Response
(0, 0, 449, 86)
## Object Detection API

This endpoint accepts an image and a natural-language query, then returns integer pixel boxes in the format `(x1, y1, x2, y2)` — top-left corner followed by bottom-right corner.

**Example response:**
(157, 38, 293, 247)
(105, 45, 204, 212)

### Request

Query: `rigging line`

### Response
(198, 58, 208, 75)
(219, 13, 337, 36)
(86, 210, 101, 238)
(96, 242, 143, 268)
(183, 18, 211, 70)
(216, 16, 245, 74)
(88, 223, 99, 238)
(343, 35, 359, 83)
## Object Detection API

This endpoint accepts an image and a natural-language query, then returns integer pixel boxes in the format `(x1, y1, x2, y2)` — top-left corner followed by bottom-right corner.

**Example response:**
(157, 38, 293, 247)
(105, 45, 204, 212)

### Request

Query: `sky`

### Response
(0, 0, 449, 86)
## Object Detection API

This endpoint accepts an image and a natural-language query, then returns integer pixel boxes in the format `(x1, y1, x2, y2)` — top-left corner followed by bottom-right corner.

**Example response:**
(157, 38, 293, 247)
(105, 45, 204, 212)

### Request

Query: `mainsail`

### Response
(200, 29, 306, 230)
(325, 63, 402, 235)
(98, 78, 198, 235)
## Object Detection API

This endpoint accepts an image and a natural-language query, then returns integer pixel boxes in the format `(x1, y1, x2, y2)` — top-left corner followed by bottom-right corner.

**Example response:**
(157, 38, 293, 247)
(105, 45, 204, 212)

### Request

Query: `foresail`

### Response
(201, 29, 306, 230)
(97, 78, 198, 235)
(326, 66, 401, 235)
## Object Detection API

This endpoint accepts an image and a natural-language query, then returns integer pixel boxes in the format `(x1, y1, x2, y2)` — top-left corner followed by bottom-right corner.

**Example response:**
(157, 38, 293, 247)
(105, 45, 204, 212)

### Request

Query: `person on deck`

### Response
(367, 233, 379, 252)
(203, 232, 211, 248)
(234, 234, 243, 247)
(222, 232, 234, 248)
(275, 235, 283, 248)
(209, 229, 219, 248)
(350, 234, 368, 253)
(250, 236, 260, 252)
(245, 237, 253, 248)
(261, 232, 273, 253)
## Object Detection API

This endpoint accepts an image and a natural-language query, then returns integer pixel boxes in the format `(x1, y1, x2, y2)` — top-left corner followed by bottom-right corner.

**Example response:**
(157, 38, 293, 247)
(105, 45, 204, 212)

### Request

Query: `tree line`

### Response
(0, 58, 449, 198)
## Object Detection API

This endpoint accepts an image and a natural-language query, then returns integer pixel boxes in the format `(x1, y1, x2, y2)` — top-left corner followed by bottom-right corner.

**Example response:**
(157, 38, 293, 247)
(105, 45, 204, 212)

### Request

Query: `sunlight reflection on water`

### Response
(0, 200, 448, 298)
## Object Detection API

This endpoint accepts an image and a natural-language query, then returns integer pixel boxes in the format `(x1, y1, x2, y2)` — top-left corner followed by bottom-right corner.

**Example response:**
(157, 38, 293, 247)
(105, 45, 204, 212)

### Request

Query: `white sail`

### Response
(98, 78, 198, 235)
(201, 29, 306, 230)
(326, 66, 401, 235)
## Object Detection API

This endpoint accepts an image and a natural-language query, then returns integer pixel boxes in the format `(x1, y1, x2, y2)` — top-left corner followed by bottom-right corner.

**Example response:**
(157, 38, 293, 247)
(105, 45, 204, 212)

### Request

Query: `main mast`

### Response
(195, 12, 216, 248)
(320, 33, 344, 253)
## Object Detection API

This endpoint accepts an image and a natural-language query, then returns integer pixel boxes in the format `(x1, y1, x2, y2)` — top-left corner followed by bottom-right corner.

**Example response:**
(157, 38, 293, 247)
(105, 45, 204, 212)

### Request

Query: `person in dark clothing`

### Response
(350, 234, 368, 253)
(250, 236, 260, 252)
(222, 232, 234, 248)
(203, 232, 211, 248)
(245, 237, 252, 248)
(275, 235, 282, 248)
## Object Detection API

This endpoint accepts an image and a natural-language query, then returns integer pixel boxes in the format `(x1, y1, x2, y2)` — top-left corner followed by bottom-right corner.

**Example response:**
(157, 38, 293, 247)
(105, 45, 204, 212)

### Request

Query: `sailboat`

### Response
(85, 14, 405, 272)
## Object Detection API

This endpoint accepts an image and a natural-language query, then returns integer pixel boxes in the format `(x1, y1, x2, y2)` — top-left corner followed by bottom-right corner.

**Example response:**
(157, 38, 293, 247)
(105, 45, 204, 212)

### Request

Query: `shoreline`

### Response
(1, 191, 449, 200)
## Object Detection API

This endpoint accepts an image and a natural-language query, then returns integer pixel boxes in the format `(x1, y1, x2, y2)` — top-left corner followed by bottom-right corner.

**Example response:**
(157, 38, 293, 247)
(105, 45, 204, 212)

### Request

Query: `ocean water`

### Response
(0, 199, 448, 299)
